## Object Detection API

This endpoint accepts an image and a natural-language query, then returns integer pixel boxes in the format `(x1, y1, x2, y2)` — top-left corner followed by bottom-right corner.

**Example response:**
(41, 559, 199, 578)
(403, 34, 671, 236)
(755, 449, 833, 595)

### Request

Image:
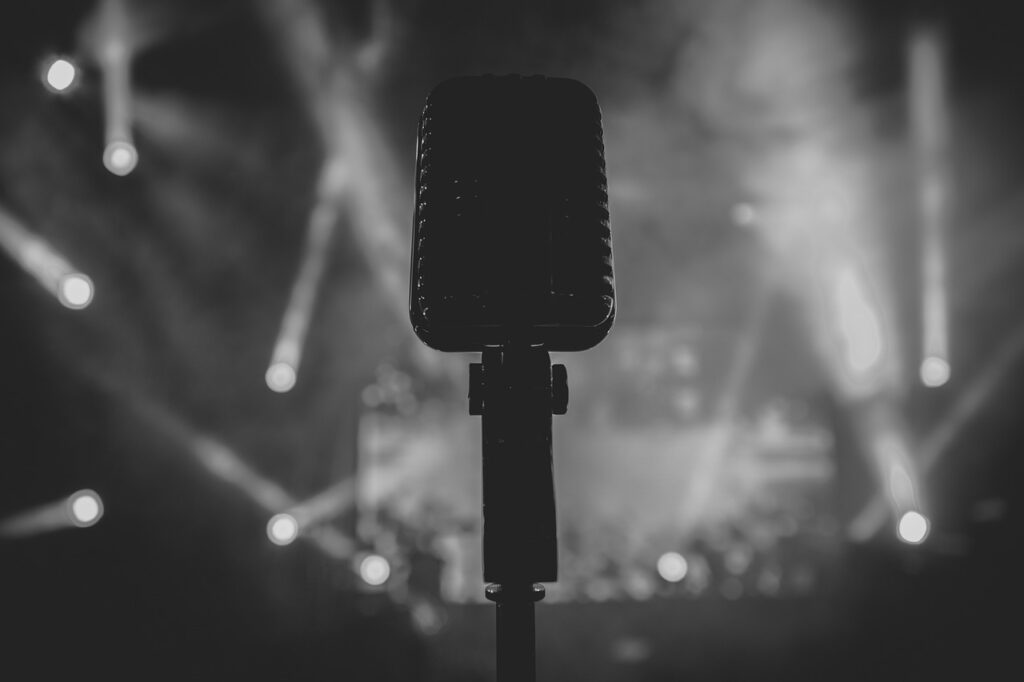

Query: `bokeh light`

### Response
(656, 551, 688, 583)
(267, 513, 299, 545)
(67, 489, 103, 527)
(43, 57, 77, 92)
(359, 553, 391, 586)
(920, 355, 951, 387)
(897, 510, 930, 544)
(57, 272, 94, 309)
(265, 362, 297, 393)
(103, 140, 138, 176)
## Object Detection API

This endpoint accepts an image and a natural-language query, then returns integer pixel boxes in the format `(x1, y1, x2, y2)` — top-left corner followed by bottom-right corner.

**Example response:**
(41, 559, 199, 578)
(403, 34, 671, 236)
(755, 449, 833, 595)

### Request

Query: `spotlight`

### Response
(57, 272, 94, 309)
(43, 56, 77, 92)
(359, 553, 391, 586)
(656, 551, 688, 583)
(103, 139, 137, 176)
(267, 513, 299, 545)
(67, 489, 104, 528)
(265, 362, 297, 393)
(920, 355, 950, 387)
(897, 510, 930, 544)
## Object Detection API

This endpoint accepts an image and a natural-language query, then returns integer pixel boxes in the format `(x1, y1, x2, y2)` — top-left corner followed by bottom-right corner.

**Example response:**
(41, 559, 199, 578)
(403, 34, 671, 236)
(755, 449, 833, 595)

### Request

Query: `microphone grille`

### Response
(412, 75, 615, 352)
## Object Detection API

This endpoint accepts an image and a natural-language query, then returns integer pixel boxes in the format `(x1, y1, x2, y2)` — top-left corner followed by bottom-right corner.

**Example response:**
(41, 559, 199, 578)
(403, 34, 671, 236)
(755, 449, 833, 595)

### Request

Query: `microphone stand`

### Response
(469, 346, 567, 682)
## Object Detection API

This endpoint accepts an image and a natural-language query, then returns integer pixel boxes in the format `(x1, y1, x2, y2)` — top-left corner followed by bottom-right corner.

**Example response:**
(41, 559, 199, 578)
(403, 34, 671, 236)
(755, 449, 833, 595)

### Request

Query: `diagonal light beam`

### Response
(848, 318, 1024, 540)
(0, 205, 94, 309)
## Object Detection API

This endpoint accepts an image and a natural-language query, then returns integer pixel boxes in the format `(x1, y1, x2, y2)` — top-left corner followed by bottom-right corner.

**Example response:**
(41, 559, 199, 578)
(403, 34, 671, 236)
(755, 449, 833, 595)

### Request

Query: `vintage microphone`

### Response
(409, 74, 615, 682)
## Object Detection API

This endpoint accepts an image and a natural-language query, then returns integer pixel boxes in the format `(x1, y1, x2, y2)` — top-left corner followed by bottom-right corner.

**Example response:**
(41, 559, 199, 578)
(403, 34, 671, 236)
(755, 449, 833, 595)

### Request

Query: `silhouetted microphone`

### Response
(410, 74, 614, 351)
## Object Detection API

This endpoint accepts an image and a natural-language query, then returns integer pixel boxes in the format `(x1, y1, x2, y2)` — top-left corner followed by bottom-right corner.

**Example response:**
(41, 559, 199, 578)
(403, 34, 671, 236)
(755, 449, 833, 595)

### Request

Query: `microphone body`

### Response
(407, 77, 617, 680)
(410, 74, 615, 352)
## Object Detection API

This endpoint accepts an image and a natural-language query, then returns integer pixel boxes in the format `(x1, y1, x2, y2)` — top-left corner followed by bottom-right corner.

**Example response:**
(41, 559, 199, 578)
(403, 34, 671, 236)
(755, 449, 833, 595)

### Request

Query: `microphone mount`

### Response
(470, 346, 566, 682)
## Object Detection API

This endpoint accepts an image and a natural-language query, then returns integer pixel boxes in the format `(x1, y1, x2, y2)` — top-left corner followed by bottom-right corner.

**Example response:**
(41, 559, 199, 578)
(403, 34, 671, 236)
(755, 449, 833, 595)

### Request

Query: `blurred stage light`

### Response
(910, 21, 952, 399)
(1, 206, 94, 309)
(267, 187, 342, 394)
(878, 434, 925, 528)
(285, 478, 357, 529)
(93, 0, 138, 177)
(2, 489, 105, 538)
(43, 57, 77, 92)
(359, 553, 391, 586)
(127, 404, 359, 559)
(103, 140, 137, 176)
(849, 321, 1024, 541)
(67, 489, 104, 528)
(267, 513, 299, 545)
(656, 552, 688, 583)
(833, 267, 884, 379)
(920, 355, 950, 387)
(265, 361, 297, 393)
(58, 272, 94, 309)
(897, 510, 929, 544)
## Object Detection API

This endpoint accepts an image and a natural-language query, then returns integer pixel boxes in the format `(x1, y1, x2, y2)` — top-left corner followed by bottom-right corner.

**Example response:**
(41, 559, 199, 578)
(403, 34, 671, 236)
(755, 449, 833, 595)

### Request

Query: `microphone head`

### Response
(410, 74, 615, 352)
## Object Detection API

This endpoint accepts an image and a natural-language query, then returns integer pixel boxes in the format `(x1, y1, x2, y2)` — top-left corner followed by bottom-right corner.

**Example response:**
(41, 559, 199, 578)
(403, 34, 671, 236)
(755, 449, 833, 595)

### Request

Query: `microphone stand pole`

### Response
(469, 346, 567, 682)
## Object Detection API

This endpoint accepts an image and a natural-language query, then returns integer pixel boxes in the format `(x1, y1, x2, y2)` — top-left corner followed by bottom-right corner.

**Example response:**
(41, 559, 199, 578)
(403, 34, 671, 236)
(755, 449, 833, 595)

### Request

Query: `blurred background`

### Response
(1, 0, 1022, 680)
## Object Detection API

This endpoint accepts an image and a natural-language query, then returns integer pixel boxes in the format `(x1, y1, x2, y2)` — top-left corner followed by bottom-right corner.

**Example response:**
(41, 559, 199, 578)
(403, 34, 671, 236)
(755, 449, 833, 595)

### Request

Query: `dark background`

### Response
(1, 1, 1023, 680)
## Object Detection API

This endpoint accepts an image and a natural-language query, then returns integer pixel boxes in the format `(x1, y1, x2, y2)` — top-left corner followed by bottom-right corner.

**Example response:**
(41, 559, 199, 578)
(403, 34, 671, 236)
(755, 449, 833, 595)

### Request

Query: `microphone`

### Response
(409, 74, 615, 352)
(408, 75, 616, 682)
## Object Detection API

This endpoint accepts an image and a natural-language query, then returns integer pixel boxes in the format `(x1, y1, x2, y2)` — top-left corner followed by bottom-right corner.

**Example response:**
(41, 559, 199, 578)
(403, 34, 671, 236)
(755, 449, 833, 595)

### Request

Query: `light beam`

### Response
(122, 394, 357, 560)
(0, 206, 95, 309)
(848, 319, 1024, 540)
(909, 20, 952, 388)
(0, 489, 104, 538)
(266, 189, 341, 392)
(97, 0, 138, 176)
(832, 265, 885, 387)
(58, 272, 95, 309)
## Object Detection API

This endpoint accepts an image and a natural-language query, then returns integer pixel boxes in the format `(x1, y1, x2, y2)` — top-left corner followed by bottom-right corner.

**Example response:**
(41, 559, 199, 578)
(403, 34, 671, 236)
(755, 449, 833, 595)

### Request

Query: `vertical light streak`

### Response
(0, 206, 94, 308)
(97, 0, 137, 176)
(909, 20, 952, 386)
